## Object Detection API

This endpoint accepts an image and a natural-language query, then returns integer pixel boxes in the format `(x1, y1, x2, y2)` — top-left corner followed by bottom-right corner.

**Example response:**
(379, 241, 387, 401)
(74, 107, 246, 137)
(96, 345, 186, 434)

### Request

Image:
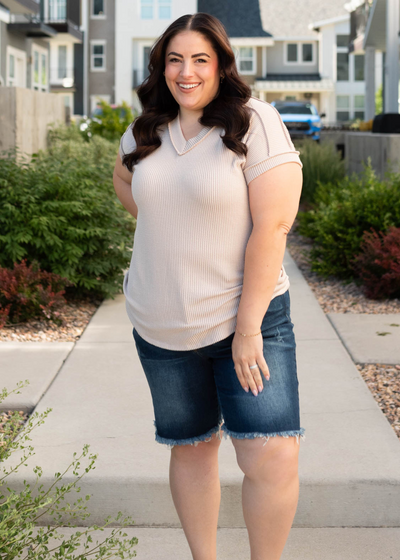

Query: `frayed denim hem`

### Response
(153, 418, 224, 449)
(220, 425, 306, 446)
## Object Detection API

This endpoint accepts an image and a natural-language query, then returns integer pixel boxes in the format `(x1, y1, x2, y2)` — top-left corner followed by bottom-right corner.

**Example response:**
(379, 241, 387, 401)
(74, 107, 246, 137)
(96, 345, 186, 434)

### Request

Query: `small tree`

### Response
(0, 380, 138, 559)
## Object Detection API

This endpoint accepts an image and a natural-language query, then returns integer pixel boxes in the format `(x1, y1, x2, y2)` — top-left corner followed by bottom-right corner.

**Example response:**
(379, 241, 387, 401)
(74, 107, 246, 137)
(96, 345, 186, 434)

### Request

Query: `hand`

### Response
(232, 331, 270, 396)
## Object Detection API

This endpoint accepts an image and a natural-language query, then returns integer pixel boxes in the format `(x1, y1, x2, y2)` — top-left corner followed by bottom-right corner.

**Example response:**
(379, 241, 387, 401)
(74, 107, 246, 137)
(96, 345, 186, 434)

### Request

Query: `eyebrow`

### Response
(167, 52, 211, 58)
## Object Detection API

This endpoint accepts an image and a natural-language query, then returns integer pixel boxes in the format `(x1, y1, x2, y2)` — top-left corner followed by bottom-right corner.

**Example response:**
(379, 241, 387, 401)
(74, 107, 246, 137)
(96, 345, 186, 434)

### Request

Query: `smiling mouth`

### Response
(177, 83, 201, 91)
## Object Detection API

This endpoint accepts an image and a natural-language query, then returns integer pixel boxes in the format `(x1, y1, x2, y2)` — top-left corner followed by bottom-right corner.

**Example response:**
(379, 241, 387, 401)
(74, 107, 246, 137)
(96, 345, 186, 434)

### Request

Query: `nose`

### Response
(179, 61, 195, 79)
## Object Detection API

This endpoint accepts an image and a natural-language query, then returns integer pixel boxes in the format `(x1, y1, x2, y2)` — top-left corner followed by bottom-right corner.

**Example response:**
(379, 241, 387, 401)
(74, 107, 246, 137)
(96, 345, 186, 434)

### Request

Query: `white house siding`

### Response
(115, 0, 197, 109)
(318, 18, 382, 124)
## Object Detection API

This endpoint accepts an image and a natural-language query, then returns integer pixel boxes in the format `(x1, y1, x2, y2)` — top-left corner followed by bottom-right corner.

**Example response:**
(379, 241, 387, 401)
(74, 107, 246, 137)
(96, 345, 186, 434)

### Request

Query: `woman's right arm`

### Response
(113, 153, 138, 220)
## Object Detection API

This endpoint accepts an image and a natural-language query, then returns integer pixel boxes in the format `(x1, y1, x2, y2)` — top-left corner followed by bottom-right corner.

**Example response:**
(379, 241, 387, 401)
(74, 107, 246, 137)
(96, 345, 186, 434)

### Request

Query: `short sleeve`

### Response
(243, 99, 303, 184)
(119, 122, 137, 166)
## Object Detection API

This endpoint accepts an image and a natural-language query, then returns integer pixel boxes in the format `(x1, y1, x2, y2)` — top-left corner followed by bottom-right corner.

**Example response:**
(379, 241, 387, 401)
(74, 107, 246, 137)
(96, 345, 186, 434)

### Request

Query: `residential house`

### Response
(0, 0, 83, 116)
(114, 0, 197, 112)
(80, 0, 115, 116)
(348, 0, 399, 117)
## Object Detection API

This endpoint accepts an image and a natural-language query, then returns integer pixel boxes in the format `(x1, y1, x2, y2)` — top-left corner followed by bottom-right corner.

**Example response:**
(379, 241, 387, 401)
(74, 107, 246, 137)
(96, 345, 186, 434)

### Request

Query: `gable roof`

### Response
(258, 0, 349, 38)
(198, 0, 272, 37)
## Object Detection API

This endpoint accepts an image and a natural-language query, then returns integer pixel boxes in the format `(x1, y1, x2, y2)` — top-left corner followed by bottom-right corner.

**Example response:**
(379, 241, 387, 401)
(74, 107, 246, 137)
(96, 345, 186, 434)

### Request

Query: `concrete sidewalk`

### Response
(2, 252, 400, 537)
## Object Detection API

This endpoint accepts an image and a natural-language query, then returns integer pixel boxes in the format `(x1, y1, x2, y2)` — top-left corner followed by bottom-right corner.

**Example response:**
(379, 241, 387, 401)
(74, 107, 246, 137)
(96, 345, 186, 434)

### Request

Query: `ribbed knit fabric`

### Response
(119, 96, 303, 350)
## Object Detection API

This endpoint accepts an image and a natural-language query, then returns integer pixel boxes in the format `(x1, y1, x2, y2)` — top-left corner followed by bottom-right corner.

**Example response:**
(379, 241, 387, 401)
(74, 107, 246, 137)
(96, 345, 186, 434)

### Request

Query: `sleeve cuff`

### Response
(244, 151, 303, 184)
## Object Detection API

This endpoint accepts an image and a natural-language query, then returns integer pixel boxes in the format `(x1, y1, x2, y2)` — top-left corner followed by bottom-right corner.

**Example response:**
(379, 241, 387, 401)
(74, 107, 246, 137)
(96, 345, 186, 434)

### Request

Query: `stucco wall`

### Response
(0, 87, 65, 158)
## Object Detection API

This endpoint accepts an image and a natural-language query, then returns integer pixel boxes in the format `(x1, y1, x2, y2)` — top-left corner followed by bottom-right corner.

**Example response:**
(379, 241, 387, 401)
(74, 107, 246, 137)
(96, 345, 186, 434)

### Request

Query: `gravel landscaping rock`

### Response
(0, 299, 101, 342)
(287, 223, 400, 441)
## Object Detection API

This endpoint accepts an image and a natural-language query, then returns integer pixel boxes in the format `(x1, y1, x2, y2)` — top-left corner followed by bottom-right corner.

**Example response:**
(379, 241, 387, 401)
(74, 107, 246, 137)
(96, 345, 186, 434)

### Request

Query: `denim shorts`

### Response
(132, 290, 306, 448)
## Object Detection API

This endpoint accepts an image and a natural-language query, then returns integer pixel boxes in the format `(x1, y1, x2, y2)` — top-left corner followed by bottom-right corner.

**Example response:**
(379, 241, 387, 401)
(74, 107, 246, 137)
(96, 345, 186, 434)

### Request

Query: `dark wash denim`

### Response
(132, 290, 306, 448)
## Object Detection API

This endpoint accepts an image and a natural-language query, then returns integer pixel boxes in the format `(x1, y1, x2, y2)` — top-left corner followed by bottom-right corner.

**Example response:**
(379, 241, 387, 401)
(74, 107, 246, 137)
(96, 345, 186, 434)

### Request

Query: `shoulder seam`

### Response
(247, 97, 293, 152)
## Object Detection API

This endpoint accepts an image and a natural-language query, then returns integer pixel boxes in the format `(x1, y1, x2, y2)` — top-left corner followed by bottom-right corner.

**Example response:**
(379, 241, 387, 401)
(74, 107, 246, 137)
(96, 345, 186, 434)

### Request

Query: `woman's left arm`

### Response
(232, 161, 303, 396)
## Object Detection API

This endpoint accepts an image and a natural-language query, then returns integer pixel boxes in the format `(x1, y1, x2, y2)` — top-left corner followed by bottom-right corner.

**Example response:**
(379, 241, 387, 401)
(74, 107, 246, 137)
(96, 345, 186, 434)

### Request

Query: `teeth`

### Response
(178, 83, 200, 89)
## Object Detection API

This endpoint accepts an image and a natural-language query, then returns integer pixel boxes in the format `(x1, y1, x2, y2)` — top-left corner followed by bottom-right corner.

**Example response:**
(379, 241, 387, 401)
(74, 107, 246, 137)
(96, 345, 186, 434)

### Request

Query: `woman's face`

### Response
(164, 30, 221, 114)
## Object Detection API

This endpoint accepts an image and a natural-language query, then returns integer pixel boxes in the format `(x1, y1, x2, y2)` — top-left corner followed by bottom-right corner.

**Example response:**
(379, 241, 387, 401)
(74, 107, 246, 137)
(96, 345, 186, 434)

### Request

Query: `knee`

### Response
(171, 432, 221, 464)
(233, 436, 299, 483)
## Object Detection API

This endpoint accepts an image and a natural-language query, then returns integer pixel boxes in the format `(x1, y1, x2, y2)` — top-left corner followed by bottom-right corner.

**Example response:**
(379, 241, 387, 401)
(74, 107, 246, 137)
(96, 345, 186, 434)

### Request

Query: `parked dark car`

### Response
(271, 101, 325, 141)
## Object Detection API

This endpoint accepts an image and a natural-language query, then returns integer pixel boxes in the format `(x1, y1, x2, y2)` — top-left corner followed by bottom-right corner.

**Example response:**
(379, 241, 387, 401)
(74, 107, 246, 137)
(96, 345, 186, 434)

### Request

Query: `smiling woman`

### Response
(112, 12, 304, 560)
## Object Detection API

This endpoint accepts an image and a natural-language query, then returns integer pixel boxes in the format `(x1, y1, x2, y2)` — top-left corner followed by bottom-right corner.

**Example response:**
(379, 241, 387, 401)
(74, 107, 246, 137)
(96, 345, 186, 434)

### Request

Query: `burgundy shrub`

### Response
(352, 226, 400, 299)
(0, 260, 71, 328)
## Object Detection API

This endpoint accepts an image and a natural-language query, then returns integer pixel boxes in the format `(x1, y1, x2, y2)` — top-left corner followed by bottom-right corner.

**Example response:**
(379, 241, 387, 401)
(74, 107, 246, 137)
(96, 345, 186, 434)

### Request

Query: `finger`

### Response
(241, 364, 259, 396)
(257, 355, 270, 381)
(234, 364, 249, 392)
(248, 362, 264, 392)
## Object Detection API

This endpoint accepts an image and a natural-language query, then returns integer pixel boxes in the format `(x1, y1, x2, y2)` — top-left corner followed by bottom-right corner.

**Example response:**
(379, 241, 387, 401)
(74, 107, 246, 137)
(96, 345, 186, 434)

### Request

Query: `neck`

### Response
(178, 106, 203, 124)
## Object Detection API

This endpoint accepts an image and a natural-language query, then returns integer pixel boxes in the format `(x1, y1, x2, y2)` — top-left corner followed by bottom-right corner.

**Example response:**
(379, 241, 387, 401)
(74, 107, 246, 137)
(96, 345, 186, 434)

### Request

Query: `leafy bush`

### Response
(0, 134, 136, 298)
(79, 100, 136, 142)
(295, 139, 346, 203)
(352, 226, 400, 299)
(0, 260, 70, 328)
(0, 380, 138, 559)
(297, 164, 400, 279)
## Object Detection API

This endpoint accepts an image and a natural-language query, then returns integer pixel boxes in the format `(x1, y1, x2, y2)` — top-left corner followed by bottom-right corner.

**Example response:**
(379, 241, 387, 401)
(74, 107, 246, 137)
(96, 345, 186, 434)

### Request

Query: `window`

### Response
(32, 47, 48, 92)
(92, 0, 104, 16)
(41, 54, 47, 87)
(6, 46, 26, 88)
(302, 44, 313, 62)
(158, 0, 171, 19)
(287, 44, 297, 62)
(33, 51, 39, 88)
(337, 53, 349, 81)
(8, 54, 15, 86)
(141, 0, 153, 19)
(236, 47, 255, 74)
(285, 42, 314, 64)
(354, 95, 364, 119)
(336, 95, 350, 121)
(336, 35, 350, 47)
(58, 45, 67, 79)
(354, 54, 364, 81)
(91, 41, 106, 71)
(49, 0, 66, 21)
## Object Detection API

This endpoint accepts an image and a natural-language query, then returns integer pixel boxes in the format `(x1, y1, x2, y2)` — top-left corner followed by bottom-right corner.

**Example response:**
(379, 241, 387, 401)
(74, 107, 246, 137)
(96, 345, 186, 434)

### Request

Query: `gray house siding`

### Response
(266, 41, 319, 75)
(87, 0, 115, 113)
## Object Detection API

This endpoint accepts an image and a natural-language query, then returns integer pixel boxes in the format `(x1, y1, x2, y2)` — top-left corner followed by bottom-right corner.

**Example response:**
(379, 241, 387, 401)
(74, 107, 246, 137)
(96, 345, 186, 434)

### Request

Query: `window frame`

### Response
(90, 40, 106, 72)
(234, 46, 256, 75)
(32, 44, 48, 92)
(283, 41, 315, 65)
(6, 45, 27, 88)
(91, 0, 106, 19)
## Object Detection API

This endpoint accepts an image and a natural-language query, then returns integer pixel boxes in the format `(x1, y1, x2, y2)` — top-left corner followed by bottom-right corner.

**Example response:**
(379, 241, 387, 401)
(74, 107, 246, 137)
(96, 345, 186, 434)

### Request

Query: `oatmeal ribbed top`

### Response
(119, 96, 302, 350)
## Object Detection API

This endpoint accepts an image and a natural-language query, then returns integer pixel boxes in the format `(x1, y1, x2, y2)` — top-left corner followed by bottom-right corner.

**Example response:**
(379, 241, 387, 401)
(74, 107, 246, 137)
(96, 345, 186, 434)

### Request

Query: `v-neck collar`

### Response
(168, 112, 215, 155)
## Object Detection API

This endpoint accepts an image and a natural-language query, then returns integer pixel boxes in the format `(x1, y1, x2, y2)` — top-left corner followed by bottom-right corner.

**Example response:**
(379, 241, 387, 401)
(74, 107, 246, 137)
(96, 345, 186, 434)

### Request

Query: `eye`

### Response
(169, 57, 180, 63)
(196, 58, 207, 63)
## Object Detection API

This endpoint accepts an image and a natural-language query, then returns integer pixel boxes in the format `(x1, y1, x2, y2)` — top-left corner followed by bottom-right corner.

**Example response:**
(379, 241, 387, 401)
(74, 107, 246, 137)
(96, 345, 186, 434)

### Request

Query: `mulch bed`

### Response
(287, 223, 400, 441)
(0, 299, 101, 342)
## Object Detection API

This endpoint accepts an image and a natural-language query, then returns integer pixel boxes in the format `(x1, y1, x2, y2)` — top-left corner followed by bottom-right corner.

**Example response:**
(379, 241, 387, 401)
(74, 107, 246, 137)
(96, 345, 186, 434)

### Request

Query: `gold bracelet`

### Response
(237, 330, 261, 337)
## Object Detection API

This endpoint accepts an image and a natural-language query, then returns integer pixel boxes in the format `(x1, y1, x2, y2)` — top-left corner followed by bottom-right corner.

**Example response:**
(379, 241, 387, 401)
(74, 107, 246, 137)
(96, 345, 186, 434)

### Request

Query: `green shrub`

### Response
(80, 100, 136, 142)
(0, 380, 138, 559)
(0, 135, 136, 298)
(297, 164, 400, 278)
(295, 139, 346, 203)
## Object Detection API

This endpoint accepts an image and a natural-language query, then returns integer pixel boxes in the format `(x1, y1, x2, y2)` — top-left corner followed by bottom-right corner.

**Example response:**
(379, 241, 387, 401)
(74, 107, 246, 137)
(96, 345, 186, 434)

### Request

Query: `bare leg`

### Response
(232, 435, 301, 560)
(169, 431, 222, 560)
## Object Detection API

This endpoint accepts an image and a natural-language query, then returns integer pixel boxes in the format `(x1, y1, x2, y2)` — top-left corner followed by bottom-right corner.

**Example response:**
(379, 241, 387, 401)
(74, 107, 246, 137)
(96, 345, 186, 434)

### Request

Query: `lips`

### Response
(177, 82, 201, 92)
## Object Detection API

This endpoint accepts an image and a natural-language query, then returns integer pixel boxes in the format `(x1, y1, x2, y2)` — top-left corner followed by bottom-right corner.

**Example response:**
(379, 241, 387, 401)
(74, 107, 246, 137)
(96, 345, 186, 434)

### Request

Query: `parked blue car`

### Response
(271, 101, 325, 141)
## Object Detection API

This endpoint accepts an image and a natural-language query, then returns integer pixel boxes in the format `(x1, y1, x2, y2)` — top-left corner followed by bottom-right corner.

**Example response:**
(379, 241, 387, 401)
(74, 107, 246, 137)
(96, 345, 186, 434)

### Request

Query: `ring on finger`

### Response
(249, 364, 259, 370)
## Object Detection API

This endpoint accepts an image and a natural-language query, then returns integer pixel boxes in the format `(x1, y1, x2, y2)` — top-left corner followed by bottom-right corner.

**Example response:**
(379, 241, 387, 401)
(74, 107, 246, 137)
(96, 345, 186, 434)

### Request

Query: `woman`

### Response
(113, 12, 305, 560)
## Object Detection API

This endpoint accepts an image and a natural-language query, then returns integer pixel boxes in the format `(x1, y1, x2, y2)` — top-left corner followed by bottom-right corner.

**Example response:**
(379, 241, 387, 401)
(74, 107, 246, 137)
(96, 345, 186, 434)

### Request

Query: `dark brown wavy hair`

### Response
(122, 12, 252, 172)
